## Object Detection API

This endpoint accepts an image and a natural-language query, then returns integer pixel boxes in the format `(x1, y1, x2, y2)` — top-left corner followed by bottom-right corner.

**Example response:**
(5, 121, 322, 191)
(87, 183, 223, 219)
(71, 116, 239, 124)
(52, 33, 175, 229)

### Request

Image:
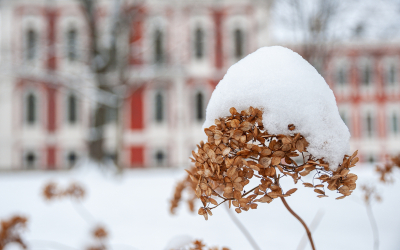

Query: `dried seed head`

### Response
(172, 107, 358, 219)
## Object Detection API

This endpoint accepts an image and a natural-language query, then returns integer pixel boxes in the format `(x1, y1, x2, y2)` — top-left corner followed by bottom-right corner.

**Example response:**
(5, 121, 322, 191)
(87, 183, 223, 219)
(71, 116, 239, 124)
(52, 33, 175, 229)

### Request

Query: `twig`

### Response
(280, 197, 316, 250)
(297, 209, 324, 250)
(224, 203, 261, 250)
(365, 203, 379, 250)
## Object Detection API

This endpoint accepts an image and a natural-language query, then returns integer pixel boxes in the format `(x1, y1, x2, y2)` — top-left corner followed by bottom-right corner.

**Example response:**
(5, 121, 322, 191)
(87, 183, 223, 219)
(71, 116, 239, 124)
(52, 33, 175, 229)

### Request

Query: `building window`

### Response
(234, 29, 244, 60)
(154, 29, 164, 64)
(361, 64, 372, 86)
(67, 94, 77, 124)
(391, 113, 398, 134)
(25, 152, 36, 169)
(106, 106, 118, 124)
(155, 92, 164, 123)
(67, 29, 77, 61)
(155, 150, 165, 167)
(366, 113, 373, 137)
(26, 93, 36, 125)
(387, 64, 396, 86)
(26, 29, 37, 61)
(195, 92, 204, 122)
(337, 67, 347, 86)
(194, 27, 204, 59)
(67, 152, 77, 168)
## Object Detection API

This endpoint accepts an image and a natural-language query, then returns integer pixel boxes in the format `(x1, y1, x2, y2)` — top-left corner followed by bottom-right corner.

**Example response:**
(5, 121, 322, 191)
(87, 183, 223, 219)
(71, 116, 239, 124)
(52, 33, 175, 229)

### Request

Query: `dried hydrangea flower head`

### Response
(188, 107, 358, 220)
(0, 216, 28, 250)
(43, 182, 85, 200)
(375, 154, 400, 183)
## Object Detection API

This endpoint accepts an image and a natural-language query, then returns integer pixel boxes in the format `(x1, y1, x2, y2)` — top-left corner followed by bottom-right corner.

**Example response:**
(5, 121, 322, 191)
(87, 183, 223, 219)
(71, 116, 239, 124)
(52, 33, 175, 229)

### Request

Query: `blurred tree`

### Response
(78, 0, 139, 168)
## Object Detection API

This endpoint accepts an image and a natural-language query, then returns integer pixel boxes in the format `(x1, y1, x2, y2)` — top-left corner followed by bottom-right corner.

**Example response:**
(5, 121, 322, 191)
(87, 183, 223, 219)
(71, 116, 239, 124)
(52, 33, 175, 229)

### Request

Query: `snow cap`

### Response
(203, 46, 350, 170)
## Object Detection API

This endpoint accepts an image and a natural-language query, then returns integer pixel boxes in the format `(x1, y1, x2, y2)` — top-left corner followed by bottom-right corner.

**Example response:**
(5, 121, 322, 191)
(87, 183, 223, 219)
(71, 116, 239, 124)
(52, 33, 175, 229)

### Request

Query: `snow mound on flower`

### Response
(203, 46, 350, 170)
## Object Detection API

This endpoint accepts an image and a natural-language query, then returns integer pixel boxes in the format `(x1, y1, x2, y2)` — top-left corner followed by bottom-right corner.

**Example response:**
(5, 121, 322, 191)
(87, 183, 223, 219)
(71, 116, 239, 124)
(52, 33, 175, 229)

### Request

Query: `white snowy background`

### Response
(0, 162, 399, 250)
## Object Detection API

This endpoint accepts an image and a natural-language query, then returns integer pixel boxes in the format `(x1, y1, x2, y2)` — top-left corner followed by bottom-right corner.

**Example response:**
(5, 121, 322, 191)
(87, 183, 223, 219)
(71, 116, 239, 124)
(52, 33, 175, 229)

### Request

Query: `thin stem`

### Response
(70, 200, 97, 225)
(224, 203, 261, 250)
(280, 197, 316, 250)
(365, 203, 379, 250)
(297, 209, 324, 250)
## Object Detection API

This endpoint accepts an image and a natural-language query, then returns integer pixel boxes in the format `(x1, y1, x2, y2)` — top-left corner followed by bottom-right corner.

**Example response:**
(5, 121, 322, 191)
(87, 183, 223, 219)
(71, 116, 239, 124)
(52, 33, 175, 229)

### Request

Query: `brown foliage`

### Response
(87, 226, 109, 250)
(0, 216, 28, 250)
(170, 167, 198, 214)
(184, 107, 358, 219)
(361, 185, 381, 205)
(171, 239, 230, 250)
(375, 154, 400, 183)
(43, 181, 85, 200)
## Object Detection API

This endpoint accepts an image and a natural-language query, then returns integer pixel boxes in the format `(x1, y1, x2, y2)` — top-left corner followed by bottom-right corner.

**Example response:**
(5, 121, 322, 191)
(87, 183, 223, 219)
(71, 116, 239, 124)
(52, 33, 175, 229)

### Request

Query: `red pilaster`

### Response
(46, 8, 58, 70)
(47, 146, 56, 169)
(47, 87, 56, 132)
(213, 10, 224, 69)
(130, 146, 144, 167)
(130, 87, 144, 130)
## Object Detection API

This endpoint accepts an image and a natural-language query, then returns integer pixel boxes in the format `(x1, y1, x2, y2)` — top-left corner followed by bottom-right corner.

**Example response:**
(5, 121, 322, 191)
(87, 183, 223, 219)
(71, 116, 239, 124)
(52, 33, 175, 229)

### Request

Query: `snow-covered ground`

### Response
(0, 163, 399, 250)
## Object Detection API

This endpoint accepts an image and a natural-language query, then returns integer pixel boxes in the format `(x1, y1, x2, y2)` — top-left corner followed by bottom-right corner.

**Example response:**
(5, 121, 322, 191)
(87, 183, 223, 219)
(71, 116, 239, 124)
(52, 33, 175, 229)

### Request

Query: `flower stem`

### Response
(224, 203, 261, 250)
(365, 202, 379, 250)
(280, 197, 316, 250)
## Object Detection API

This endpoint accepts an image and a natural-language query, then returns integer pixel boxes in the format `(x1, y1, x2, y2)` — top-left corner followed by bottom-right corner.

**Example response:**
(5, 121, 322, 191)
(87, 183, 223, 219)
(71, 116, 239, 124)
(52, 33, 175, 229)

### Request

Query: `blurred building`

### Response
(0, 0, 398, 170)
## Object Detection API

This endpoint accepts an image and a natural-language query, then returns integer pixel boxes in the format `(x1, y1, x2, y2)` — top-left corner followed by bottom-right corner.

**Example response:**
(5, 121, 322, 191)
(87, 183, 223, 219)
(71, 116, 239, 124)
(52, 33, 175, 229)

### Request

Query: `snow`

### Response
(1, 165, 400, 250)
(203, 46, 350, 170)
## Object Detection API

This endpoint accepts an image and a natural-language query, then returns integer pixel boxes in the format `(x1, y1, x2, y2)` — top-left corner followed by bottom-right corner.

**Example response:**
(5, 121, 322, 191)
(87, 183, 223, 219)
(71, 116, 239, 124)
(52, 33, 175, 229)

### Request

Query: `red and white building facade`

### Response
(0, 0, 398, 170)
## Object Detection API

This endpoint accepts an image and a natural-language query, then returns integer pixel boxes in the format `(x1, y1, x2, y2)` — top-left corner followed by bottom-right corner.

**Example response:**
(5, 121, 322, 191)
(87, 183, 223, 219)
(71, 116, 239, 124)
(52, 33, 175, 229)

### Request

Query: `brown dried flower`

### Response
(86, 226, 109, 250)
(0, 216, 28, 250)
(170, 167, 198, 214)
(187, 107, 358, 219)
(171, 239, 230, 250)
(93, 226, 108, 239)
(375, 154, 400, 183)
(361, 184, 381, 204)
(43, 182, 85, 200)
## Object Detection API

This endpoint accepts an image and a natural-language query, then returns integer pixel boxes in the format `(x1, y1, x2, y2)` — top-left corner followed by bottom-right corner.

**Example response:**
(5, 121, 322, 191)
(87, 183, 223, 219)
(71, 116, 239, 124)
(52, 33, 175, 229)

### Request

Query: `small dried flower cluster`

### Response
(375, 154, 400, 183)
(171, 239, 230, 250)
(43, 181, 85, 200)
(87, 226, 109, 250)
(186, 107, 358, 219)
(0, 216, 28, 250)
(360, 185, 381, 204)
(170, 167, 198, 214)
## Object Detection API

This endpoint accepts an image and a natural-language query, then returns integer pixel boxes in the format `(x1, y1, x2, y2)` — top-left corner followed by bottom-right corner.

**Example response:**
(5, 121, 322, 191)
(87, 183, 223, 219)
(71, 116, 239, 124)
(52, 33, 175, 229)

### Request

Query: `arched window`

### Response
(25, 152, 36, 169)
(362, 64, 372, 86)
(154, 29, 164, 64)
(26, 93, 36, 125)
(67, 29, 77, 61)
(26, 29, 37, 60)
(366, 113, 373, 137)
(67, 94, 77, 124)
(194, 27, 204, 59)
(195, 92, 204, 121)
(234, 29, 244, 59)
(337, 67, 347, 86)
(155, 92, 164, 122)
